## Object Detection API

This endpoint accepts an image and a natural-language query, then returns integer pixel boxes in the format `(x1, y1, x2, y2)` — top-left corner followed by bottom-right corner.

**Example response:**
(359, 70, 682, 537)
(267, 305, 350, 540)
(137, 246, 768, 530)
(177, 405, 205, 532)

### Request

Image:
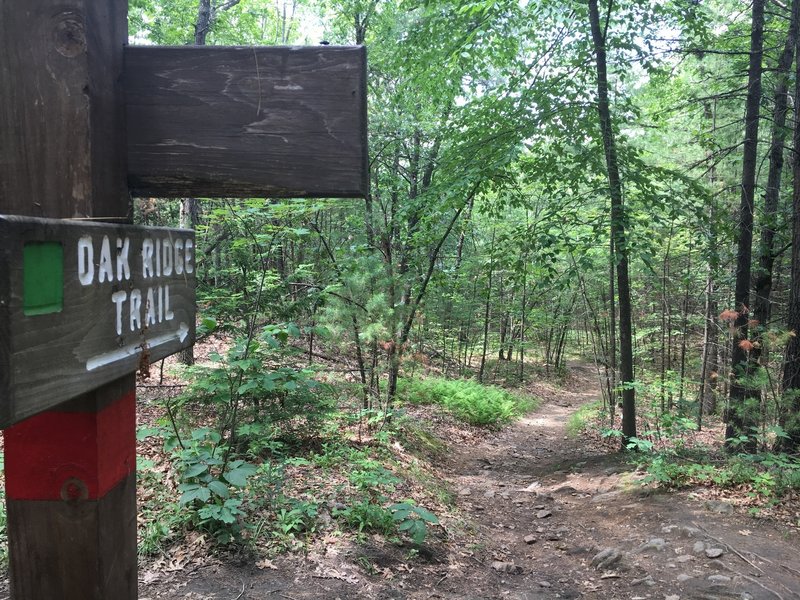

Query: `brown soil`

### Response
(137, 363, 800, 600)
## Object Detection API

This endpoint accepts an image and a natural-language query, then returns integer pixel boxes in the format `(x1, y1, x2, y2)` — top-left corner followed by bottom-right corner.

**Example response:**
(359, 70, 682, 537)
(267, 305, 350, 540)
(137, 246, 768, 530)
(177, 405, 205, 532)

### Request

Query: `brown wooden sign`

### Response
(0, 215, 195, 427)
(125, 45, 368, 199)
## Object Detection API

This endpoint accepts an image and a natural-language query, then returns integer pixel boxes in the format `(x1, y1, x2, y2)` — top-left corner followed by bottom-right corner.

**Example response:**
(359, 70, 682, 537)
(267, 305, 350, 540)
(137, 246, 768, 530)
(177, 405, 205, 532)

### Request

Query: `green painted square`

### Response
(23, 242, 64, 316)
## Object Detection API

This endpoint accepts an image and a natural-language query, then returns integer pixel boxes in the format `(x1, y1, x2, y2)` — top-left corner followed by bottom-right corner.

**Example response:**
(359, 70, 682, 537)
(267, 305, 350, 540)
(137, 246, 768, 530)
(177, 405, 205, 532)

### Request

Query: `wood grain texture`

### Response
(0, 216, 195, 428)
(0, 0, 128, 219)
(7, 472, 138, 600)
(125, 45, 369, 198)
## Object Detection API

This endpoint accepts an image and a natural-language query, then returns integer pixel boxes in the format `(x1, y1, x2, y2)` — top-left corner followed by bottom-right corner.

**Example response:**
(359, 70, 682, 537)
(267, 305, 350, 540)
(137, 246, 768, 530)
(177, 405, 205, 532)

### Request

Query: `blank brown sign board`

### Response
(125, 45, 369, 199)
(0, 215, 195, 428)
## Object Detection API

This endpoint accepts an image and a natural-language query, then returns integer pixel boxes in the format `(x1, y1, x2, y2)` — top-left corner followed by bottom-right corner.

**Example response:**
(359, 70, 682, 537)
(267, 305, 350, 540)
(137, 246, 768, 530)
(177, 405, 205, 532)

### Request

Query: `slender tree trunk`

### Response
(781, 26, 800, 452)
(195, 0, 211, 44)
(699, 101, 720, 422)
(660, 225, 674, 415)
(589, 0, 636, 446)
(726, 0, 765, 451)
(479, 228, 496, 383)
(178, 198, 200, 365)
(519, 259, 528, 382)
(678, 244, 692, 410)
(609, 237, 617, 424)
(753, 0, 800, 368)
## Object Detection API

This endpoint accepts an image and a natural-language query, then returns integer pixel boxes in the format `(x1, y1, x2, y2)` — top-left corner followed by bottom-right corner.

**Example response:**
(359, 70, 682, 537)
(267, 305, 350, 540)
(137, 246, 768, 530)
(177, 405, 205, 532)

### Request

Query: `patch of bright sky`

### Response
(129, 1, 326, 46)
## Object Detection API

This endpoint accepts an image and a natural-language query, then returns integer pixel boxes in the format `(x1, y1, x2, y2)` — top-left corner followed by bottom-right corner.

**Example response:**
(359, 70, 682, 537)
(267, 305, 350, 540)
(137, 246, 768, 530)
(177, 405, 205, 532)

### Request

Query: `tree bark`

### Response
(588, 0, 636, 446)
(752, 0, 799, 365)
(726, 0, 765, 451)
(781, 19, 800, 452)
(699, 101, 720, 422)
(195, 0, 211, 45)
(478, 228, 495, 383)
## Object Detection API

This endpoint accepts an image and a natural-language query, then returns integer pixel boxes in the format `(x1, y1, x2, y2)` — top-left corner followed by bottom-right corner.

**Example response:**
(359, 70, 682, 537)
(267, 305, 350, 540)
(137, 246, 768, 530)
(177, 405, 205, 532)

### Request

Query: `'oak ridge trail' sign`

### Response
(0, 216, 196, 428)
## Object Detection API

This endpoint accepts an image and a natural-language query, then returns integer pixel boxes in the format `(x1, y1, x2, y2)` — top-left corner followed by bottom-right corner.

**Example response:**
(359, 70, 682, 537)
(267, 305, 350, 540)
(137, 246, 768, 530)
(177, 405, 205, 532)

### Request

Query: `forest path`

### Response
(428, 362, 800, 600)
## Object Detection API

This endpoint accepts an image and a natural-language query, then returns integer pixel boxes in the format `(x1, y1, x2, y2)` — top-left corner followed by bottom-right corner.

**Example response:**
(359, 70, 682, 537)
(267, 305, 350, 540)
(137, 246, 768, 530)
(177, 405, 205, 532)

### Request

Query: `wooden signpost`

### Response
(0, 0, 367, 598)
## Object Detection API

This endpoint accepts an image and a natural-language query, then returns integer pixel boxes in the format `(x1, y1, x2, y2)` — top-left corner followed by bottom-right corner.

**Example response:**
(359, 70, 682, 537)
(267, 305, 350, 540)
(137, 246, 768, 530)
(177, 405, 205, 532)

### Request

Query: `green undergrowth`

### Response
(636, 449, 800, 513)
(133, 369, 538, 559)
(136, 416, 449, 556)
(396, 376, 538, 427)
(566, 400, 603, 438)
(615, 420, 800, 514)
(133, 369, 473, 558)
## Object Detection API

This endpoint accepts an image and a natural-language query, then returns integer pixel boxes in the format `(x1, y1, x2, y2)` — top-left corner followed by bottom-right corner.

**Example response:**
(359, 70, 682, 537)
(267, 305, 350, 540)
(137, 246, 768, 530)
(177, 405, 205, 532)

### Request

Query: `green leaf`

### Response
(136, 426, 162, 441)
(224, 464, 256, 488)
(178, 484, 210, 505)
(207, 480, 230, 499)
(183, 463, 209, 479)
(414, 506, 439, 524)
(392, 509, 412, 521)
(398, 520, 416, 531)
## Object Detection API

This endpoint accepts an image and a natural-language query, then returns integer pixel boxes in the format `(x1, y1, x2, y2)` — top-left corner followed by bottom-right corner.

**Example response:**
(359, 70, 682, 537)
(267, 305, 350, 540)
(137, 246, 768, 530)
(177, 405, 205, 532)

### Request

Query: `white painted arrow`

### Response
(85, 322, 190, 371)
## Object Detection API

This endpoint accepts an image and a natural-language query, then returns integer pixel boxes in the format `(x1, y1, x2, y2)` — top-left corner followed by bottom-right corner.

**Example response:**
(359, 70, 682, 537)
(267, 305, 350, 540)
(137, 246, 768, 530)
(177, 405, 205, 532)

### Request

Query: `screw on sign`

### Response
(0, 0, 367, 598)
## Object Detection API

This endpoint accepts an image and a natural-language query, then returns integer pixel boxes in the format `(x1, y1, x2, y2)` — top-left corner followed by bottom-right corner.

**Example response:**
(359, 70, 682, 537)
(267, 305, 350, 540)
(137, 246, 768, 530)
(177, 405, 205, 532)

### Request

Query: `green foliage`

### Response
(334, 501, 396, 536)
(272, 499, 320, 541)
(638, 449, 800, 505)
(566, 401, 603, 438)
(397, 377, 537, 427)
(168, 428, 257, 544)
(390, 502, 439, 545)
(175, 323, 336, 446)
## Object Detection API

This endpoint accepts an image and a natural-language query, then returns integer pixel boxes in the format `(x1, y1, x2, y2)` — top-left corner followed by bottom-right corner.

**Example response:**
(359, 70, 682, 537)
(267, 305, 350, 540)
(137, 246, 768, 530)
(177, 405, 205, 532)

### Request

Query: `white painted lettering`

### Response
(116, 237, 130, 281)
(185, 239, 194, 274)
(162, 239, 173, 276)
(174, 239, 184, 275)
(142, 239, 154, 278)
(164, 284, 174, 321)
(111, 290, 127, 335)
(129, 289, 142, 331)
(155, 237, 161, 277)
(98, 236, 113, 283)
(146, 287, 157, 325)
(77, 236, 94, 285)
(158, 285, 164, 323)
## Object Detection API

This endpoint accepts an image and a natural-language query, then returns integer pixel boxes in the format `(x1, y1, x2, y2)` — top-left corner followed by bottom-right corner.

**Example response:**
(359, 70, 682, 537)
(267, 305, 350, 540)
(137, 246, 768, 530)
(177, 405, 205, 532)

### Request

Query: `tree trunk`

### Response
(479, 228, 496, 383)
(589, 0, 636, 446)
(752, 0, 800, 366)
(194, 0, 211, 45)
(178, 198, 200, 365)
(699, 101, 720, 422)
(726, 0, 765, 451)
(781, 23, 800, 452)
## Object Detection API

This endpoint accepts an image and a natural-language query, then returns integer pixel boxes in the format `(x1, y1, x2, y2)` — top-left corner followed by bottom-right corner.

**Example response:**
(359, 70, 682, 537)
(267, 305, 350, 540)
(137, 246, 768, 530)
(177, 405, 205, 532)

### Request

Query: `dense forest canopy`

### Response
(128, 0, 800, 459)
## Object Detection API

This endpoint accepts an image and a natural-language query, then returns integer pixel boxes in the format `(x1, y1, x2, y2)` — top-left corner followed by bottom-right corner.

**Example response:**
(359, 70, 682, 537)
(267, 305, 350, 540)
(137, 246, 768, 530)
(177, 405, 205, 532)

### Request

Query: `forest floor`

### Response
(138, 362, 800, 600)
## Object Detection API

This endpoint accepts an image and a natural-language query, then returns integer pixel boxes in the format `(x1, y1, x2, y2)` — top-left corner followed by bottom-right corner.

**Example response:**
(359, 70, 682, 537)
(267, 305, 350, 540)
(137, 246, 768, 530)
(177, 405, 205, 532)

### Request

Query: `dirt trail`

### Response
(137, 364, 800, 599)
(429, 363, 800, 600)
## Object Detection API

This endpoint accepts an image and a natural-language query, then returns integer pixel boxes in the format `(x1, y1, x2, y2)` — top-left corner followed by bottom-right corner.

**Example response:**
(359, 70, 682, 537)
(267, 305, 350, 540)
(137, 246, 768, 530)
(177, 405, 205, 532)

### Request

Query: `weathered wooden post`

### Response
(1, 1, 139, 598)
(0, 0, 367, 597)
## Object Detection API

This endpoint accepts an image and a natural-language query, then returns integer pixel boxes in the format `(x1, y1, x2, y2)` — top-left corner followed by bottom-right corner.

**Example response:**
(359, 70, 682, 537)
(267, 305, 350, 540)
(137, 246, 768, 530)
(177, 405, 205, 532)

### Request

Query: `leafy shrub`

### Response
(639, 449, 800, 504)
(390, 502, 439, 544)
(335, 501, 395, 535)
(397, 377, 537, 427)
(167, 428, 257, 544)
(173, 322, 335, 450)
